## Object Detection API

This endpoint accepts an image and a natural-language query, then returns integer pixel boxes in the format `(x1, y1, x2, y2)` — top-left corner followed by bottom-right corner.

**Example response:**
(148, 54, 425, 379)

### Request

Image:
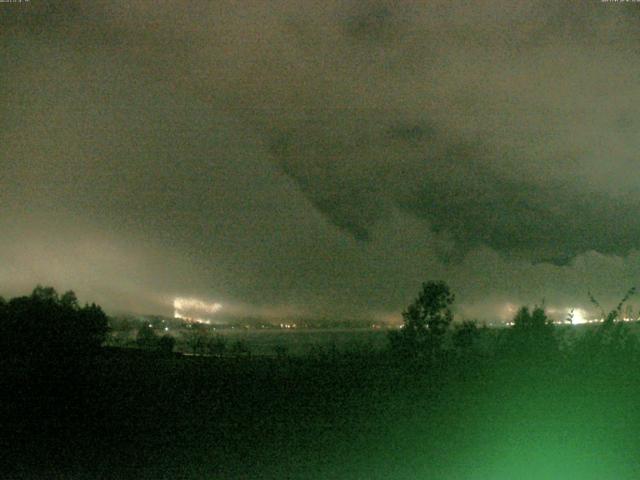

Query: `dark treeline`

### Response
(0, 285, 108, 359)
(2, 283, 637, 365)
(4, 283, 640, 479)
(389, 281, 640, 373)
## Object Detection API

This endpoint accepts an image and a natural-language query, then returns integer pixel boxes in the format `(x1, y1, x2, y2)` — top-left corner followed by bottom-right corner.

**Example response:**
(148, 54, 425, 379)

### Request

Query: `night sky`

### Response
(3, 1, 640, 322)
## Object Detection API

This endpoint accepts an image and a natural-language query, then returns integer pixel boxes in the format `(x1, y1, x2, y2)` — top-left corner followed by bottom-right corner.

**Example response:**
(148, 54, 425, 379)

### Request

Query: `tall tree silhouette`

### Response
(389, 281, 454, 359)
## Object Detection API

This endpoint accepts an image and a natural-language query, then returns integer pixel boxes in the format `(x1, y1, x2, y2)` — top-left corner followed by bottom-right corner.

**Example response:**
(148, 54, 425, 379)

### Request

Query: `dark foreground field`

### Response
(3, 347, 640, 480)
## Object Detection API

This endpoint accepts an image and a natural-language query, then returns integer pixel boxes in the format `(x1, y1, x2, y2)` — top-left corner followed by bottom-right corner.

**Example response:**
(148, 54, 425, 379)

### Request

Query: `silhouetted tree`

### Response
(60, 290, 79, 310)
(136, 323, 158, 349)
(0, 286, 108, 358)
(77, 303, 110, 348)
(502, 306, 557, 359)
(389, 281, 454, 359)
(31, 285, 59, 303)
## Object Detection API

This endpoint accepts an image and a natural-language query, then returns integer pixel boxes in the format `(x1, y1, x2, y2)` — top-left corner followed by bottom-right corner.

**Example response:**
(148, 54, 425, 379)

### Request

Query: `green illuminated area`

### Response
(5, 284, 640, 479)
(5, 0, 640, 477)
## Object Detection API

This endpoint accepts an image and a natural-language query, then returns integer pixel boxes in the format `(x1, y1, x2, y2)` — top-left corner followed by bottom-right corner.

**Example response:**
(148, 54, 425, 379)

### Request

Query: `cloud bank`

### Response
(2, 1, 640, 320)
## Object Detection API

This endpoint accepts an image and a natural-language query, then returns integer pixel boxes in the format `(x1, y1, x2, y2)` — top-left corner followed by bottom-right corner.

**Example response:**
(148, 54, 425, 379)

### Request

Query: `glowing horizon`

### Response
(173, 297, 222, 324)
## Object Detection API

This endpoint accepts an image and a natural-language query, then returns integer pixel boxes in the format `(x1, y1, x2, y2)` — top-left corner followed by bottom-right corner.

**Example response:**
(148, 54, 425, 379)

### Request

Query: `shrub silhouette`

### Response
(588, 286, 636, 323)
(500, 306, 557, 360)
(184, 325, 210, 355)
(452, 320, 480, 351)
(158, 334, 176, 354)
(575, 288, 639, 366)
(207, 334, 227, 356)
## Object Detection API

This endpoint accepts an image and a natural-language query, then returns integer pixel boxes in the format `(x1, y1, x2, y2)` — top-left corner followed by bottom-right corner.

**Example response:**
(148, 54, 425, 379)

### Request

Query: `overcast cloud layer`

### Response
(2, 1, 640, 321)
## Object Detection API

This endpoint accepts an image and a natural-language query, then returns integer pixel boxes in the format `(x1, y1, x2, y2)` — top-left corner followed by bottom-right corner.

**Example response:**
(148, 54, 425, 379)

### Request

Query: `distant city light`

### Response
(570, 308, 587, 325)
(173, 297, 222, 324)
(500, 304, 639, 326)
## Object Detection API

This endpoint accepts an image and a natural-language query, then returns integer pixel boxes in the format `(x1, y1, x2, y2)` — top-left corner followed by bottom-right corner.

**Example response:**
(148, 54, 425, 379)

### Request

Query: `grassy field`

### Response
(4, 339, 640, 479)
(179, 328, 392, 356)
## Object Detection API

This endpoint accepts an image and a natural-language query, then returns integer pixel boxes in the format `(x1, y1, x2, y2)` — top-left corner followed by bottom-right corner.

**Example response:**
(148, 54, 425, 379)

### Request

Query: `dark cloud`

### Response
(3, 1, 640, 320)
